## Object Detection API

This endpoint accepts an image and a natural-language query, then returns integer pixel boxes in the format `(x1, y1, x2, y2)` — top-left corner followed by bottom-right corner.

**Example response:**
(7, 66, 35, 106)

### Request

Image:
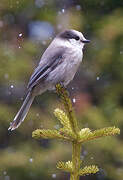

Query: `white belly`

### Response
(63, 48, 83, 85)
(46, 48, 83, 90)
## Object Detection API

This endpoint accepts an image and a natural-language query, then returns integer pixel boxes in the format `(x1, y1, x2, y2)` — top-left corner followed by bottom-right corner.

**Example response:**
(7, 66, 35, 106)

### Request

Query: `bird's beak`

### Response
(82, 39, 90, 43)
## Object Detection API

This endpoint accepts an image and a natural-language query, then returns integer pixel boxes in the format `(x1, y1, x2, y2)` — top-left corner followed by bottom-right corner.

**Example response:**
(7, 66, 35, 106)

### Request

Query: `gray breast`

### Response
(46, 47, 83, 89)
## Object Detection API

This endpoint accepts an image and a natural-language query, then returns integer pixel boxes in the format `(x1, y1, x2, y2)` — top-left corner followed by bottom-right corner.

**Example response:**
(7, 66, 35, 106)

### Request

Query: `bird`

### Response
(8, 29, 90, 131)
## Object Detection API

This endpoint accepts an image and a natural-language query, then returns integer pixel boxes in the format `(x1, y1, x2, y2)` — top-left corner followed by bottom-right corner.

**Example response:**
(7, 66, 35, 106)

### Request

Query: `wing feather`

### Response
(27, 48, 65, 90)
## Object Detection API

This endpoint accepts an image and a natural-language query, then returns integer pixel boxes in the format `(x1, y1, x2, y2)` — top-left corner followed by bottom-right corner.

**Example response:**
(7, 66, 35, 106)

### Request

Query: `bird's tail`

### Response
(8, 92, 34, 131)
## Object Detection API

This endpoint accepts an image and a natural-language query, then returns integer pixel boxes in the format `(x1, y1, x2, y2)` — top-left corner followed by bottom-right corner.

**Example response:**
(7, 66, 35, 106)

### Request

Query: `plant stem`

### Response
(70, 142, 81, 180)
(56, 84, 82, 180)
(32, 84, 119, 180)
(56, 84, 79, 135)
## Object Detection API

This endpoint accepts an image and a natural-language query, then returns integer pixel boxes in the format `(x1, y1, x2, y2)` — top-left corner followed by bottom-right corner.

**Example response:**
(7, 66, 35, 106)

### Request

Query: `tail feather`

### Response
(8, 92, 34, 131)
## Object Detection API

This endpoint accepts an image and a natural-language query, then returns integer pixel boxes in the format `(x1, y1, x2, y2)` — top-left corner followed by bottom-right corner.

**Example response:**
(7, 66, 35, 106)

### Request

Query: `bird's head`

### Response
(57, 29, 90, 49)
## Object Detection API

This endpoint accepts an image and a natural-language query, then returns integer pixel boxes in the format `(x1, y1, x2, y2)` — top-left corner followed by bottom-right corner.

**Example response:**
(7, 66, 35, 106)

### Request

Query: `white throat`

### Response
(69, 39, 84, 50)
(54, 38, 84, 52)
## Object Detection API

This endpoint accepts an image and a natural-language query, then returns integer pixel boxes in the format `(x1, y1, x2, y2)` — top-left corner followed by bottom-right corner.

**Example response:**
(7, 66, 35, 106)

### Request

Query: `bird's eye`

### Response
(75, 36, 80, 41)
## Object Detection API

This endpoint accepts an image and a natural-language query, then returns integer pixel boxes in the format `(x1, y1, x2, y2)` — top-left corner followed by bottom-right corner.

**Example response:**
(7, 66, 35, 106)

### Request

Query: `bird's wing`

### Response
(27, 47, 66, 90)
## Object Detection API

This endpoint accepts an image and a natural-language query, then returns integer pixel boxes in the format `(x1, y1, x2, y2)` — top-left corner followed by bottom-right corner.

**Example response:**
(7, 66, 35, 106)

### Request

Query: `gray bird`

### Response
(8, 29, 90, 131)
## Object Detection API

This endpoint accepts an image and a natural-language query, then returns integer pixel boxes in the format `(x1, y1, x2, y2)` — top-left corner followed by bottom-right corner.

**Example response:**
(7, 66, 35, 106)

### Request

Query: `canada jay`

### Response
(8, 29, 90, 131)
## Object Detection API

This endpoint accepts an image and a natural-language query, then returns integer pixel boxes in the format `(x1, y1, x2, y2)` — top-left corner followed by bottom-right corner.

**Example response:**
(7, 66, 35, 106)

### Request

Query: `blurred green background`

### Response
(0, 0, 123, 180)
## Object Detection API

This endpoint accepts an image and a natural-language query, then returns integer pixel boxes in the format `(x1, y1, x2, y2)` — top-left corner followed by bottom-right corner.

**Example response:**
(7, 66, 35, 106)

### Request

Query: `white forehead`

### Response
(70, 29, 86, 40)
